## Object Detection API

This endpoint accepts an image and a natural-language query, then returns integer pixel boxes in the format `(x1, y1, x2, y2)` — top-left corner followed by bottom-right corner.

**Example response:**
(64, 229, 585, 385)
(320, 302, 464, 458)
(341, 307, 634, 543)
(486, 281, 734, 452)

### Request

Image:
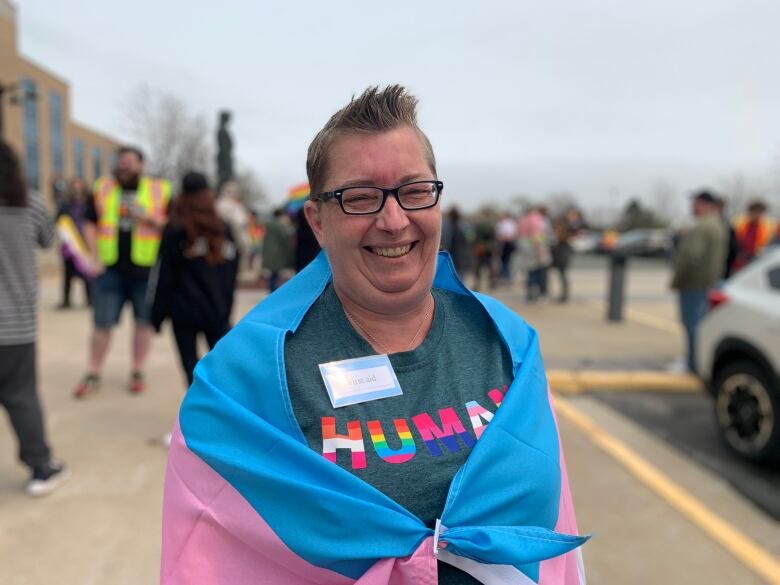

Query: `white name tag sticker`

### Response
(318, 354, 402, 408)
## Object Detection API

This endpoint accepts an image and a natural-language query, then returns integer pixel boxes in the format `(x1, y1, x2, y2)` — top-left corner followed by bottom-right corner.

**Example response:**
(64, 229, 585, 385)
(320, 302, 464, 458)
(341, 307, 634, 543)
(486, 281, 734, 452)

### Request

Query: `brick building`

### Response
(0, 0, 120, 203)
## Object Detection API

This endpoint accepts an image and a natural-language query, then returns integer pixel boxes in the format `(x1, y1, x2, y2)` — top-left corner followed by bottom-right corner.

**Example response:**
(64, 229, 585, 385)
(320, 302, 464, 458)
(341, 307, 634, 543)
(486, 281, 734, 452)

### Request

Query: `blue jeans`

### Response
(678, 289, 708, 373)
(92, 269, 151, 329)
(526, 267, 548, 301)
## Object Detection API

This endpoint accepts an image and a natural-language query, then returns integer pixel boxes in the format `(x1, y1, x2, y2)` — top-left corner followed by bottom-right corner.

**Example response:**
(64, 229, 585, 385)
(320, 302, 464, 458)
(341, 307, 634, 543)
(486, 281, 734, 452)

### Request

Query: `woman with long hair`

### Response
(0, 141, 67, 496)
(150, 171, 239, 388)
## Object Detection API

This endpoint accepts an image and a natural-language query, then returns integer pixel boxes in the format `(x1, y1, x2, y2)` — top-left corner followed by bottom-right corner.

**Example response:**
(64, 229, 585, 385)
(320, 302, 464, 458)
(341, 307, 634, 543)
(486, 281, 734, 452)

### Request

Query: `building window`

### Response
(21, 78, 40, 189)
(49, 90, 65, 176)
(92, 146, 102, 179)
(73, 138, 85, 179)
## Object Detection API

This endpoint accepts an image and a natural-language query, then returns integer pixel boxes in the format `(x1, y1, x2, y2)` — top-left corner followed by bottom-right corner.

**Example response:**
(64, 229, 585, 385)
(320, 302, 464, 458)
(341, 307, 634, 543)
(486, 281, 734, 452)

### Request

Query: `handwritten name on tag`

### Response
(318, 354, 402, 408)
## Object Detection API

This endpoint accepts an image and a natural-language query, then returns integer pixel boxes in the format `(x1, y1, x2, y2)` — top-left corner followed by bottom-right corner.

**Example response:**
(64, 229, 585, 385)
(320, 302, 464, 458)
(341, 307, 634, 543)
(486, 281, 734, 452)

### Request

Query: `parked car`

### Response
(614, 229, 672, 258)
(569, 230, 601, 254)
(696, 246, 780, 465)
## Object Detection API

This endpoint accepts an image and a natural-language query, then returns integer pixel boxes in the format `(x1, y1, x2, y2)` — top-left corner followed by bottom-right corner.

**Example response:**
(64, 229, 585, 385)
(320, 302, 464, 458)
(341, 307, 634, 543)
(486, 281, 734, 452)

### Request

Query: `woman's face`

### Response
(305, 126, 441, 313)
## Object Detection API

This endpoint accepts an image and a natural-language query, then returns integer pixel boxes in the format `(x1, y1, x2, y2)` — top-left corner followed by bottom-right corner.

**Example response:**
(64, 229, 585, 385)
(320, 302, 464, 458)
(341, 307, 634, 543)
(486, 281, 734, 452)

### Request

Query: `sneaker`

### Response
(27, 460, 69, 497)
(73, 374, 100, 399)
(129, 371, 145, 395)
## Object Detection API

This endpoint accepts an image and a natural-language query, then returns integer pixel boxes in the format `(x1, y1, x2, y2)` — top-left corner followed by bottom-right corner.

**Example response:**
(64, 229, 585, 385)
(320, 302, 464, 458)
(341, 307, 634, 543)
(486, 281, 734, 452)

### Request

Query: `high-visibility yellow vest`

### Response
(734, 215, 777, 253)
(93, 176, 171, 267)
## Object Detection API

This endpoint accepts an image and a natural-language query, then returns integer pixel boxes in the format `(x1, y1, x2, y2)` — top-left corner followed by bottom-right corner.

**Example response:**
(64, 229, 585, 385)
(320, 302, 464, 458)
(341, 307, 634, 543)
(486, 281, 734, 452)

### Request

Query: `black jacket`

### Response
(149, 221, 239, 333)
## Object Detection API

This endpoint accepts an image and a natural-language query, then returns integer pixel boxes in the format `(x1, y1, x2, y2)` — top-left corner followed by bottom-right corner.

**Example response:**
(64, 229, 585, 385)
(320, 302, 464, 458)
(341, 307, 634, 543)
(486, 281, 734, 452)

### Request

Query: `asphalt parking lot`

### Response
(595, 390, 780, 520)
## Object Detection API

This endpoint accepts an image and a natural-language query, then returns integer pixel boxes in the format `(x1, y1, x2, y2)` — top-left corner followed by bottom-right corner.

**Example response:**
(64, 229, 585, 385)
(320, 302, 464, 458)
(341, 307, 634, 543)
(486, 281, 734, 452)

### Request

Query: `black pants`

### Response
(473, 252, 496, 291)
(62, 257, 92, 306)
(499, 242, 515, 280)
(0, 343, 51, 469)
(172, 322, 229, 387)
(554, 265, 570, 301)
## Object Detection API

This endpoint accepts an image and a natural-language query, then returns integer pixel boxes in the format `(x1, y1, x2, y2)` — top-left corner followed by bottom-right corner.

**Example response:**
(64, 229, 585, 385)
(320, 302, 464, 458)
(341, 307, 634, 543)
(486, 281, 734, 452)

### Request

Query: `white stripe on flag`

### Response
(438, 549, 536, 585)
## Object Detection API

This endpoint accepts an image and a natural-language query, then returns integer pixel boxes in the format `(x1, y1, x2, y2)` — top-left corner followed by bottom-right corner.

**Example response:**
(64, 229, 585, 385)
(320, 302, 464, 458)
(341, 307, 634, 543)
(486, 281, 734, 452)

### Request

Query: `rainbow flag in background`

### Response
(56, 215, 97, 279)
(286, 182, 310, 213)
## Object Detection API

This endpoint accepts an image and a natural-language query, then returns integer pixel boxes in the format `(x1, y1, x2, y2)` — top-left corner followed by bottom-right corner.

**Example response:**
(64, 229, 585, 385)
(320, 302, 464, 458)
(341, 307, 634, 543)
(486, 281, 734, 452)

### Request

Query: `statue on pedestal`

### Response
(216, 110, 234, 192)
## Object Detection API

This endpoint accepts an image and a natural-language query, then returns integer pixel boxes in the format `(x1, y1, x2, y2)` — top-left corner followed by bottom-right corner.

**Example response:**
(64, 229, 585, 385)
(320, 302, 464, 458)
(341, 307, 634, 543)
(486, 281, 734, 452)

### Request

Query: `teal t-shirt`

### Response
(285, 285, 514, 584)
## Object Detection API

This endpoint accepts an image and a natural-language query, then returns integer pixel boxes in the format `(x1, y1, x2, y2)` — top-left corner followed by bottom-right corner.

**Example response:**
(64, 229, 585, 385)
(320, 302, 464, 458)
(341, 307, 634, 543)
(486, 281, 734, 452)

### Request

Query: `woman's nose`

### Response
(375, 196, 410, 233)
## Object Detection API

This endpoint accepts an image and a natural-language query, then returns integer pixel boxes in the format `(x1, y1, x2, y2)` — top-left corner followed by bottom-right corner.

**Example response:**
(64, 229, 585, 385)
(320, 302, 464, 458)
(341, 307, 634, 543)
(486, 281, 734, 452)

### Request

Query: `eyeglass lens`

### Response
(341, 182, 438, 213)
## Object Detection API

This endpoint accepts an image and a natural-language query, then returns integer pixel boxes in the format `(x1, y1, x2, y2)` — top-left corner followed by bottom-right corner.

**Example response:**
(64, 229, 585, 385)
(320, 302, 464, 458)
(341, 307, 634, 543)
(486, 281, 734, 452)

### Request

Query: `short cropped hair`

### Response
(115, 145, 145, 162)
(306, 85, 436, 196)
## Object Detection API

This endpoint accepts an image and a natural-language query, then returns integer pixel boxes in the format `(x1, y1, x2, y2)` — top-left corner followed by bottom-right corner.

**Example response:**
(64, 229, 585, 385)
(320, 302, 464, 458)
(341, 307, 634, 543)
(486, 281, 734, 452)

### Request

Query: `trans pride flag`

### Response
(162, 252, 588, 584)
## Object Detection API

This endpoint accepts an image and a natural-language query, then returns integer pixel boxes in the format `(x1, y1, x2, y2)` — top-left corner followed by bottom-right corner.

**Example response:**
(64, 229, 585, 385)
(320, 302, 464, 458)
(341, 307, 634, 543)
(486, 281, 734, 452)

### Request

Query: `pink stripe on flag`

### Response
(539, 388, 586, 585)
(161, 421, 355, 585)
(161, 421, 439, 585)
(355, 536, 437, 585)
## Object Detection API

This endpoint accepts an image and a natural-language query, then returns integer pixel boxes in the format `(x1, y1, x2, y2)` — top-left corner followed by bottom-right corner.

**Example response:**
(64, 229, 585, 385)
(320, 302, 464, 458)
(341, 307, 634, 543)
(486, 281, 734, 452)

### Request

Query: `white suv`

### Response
(696, 246, 780, 466)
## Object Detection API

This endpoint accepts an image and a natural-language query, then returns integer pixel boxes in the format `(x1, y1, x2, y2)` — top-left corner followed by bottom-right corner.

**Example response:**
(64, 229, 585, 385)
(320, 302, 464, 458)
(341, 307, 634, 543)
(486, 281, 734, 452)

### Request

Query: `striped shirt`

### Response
(0, 191, 54, 345)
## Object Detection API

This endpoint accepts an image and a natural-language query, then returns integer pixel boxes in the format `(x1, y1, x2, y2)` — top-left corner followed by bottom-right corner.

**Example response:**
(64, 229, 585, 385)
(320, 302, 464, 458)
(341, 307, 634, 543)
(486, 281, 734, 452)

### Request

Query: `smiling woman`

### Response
(161, 86, 588, 585)
(304, 124, 443, 341)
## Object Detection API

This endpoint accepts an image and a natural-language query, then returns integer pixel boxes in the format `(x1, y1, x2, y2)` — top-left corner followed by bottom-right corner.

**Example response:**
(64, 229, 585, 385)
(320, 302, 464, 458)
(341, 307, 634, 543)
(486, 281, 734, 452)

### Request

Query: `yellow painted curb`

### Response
(555, 396, 780, 584)
(588, 300, 681, 334)
(548, 370, 702, 394)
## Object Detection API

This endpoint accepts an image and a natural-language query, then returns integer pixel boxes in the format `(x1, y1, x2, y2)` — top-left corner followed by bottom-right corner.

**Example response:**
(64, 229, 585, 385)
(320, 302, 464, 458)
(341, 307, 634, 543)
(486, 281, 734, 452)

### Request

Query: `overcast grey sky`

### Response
(16, 0, 780, 214)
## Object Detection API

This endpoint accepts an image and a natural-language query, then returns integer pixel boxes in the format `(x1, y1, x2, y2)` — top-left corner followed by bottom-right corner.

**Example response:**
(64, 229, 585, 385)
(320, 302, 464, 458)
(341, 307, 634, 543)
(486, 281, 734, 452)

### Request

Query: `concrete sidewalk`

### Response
(1, 262, 776, 584)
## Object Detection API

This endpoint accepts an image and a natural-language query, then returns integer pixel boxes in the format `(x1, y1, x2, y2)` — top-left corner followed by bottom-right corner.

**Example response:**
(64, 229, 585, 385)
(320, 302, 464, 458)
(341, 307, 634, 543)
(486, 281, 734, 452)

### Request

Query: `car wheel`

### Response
(713, 360, 780, 466)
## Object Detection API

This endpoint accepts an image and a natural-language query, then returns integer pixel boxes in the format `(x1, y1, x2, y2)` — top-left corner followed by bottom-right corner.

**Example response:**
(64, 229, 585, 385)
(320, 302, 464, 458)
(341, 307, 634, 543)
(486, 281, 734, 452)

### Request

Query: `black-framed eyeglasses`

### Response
(310, 180, 443, 215)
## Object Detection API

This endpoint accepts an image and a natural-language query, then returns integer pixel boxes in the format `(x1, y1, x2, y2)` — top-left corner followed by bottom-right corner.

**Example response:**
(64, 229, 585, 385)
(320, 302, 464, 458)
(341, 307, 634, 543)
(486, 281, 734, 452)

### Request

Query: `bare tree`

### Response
(718, 172, 770, 219)
(545, 191, 577, 218)
(617, 199, 665, 231)
(647, 180, 678, 223)
(508, 194, 533, 216)
(772, 143, 780, 213)
(120, 85, 212, 185)
(232, 166, 268, 212)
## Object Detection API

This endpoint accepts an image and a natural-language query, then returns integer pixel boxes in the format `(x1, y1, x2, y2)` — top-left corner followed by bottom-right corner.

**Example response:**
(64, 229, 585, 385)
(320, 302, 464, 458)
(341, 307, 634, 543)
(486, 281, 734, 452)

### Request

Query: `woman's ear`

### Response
(303, 201, 327, 249)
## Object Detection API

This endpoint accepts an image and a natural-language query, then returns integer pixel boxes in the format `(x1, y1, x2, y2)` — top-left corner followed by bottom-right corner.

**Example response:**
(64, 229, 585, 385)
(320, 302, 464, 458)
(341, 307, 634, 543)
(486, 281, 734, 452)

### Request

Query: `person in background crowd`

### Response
(56, 177, 92, 309)
(537, 205, 553, 297)
(149, 172, 239, 388)
(518, 205, 552, 302)
(714, 196, 738, 280)
(262, 208, 294, 292)
(440, 206, 471, 278)
(495, 211, 518, 282)
(246, 211, 265, 276)
(670, 190, 727, 372)
(73, 146, 171, 398)
(732, 199, 777, 273)
(0, 141, 67, 496)
(51, 174, 68, 210)
(216, 181, 251, 275)
(551, 207, 583, 303)
(471, 207, 497, 290)
(294, 206, 321, 271)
